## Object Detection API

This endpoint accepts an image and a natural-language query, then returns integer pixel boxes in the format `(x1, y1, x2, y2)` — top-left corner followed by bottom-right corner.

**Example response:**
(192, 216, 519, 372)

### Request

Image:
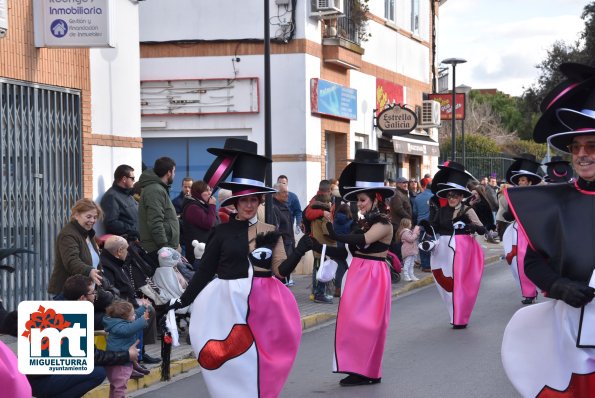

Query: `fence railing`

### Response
(439, 152, 515, 181)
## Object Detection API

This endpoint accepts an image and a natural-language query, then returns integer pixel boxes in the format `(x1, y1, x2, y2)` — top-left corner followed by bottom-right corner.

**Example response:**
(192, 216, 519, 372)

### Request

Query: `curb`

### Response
(84, 254, 502, 397)
(83, 357, 198, 398)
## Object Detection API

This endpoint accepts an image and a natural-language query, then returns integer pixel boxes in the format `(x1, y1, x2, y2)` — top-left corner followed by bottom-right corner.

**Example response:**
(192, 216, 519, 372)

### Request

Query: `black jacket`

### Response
(99, 250, 138, 307)
(272, 198, 295, 248)
(100, 183, 139, 239)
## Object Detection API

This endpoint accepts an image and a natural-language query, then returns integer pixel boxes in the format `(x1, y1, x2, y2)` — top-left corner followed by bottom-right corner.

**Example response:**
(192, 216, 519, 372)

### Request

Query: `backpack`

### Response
(300, 207, 312, 235)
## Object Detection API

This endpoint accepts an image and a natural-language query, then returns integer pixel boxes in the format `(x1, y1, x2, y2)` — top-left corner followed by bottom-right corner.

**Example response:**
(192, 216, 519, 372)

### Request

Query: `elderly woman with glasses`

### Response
(423, 161, 486, 329)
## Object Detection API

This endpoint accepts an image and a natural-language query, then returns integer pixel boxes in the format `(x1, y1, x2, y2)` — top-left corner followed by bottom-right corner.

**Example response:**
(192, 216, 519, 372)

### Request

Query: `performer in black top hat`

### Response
(422, 161, 485, 329)
(501, 154, 543, 305)
(171, 138, 312, 398)
(313, 149, 394, 386)
(502, 60, 595, 397)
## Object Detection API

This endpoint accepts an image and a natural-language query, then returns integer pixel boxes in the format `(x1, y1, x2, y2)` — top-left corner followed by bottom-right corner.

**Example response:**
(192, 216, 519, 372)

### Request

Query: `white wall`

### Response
(90, 0, 140, 137)
(90, 0, 142, 202)
(350, 70, 376, 153)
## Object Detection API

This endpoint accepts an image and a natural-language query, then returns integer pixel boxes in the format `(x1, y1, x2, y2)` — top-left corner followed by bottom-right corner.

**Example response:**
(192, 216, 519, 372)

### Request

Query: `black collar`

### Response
(577, 177, 595, 192)
(70, 220, 95, 239)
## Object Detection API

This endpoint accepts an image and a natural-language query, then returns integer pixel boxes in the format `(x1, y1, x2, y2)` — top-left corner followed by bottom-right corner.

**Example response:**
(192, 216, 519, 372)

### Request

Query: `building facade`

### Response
(0, 0, 141, 306)
(139, 0, 442, 203)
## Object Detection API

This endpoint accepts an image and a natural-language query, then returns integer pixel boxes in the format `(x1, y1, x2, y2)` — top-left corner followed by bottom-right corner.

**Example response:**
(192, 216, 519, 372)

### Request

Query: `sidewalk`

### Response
(1, 238, 503, 398)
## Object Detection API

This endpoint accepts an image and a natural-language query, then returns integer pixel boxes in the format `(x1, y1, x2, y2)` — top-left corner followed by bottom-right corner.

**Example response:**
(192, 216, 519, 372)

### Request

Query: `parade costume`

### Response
(501, 61, 595, 397)
(327, 149, 394, 384)
(501, 155, 542, 304)
(502, 179, 595, 397)
(176, 139, 308, 398)
(427, 162, 485, 328)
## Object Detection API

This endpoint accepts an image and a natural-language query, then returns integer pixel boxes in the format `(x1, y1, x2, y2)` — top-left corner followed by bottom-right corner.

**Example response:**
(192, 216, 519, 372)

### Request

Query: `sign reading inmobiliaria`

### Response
(33, 0, 113, 48)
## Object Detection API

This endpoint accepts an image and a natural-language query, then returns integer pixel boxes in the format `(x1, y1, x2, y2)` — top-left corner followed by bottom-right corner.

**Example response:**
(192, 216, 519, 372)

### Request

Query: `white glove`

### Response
(295, 224, 302, 236)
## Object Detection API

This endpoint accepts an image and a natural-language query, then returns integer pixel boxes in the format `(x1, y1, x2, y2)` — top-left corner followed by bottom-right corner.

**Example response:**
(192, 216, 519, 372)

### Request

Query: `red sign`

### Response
(428, 93, 466, 120)
(376, 78, 404, 114)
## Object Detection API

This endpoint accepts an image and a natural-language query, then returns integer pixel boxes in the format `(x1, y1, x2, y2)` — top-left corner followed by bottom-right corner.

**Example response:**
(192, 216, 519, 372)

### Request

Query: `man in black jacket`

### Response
(272, 182, 295, 285)
(100, 164, 139, 240)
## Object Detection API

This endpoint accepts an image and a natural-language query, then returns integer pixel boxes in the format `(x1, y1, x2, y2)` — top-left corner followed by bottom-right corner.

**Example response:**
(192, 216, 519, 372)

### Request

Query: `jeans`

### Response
(419, 250, 431, 270)
(311, 257, 327, 296)
(28, 367, 106, 398)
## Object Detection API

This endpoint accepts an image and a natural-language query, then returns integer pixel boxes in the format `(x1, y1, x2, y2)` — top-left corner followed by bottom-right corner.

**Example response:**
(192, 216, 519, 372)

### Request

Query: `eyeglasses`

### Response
(567, 142, 595, 155)
(126, 175, 136, 181)
(86, 290, 97, 297)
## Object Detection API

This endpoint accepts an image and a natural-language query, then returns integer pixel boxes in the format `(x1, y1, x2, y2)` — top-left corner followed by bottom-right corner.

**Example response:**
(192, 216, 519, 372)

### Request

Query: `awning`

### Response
(392, 134, 440, 156)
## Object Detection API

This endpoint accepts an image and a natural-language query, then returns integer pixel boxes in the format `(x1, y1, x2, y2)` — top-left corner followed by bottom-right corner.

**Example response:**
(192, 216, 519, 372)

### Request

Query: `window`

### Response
(384, 0, 395, 22)
(411, 0, 420, 35)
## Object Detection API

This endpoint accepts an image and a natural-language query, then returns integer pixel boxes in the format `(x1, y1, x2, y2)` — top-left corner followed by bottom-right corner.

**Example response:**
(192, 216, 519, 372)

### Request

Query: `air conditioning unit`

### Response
(0, 0, 7, 38)
(311, 0, 344, 18)
(419, 100, 441, 127)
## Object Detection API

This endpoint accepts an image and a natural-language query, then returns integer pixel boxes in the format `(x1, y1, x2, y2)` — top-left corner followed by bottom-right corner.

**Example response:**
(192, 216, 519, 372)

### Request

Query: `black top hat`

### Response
(204, 138, 273, 192)
(543, 156, 573, 183)
(203, 139, 275, 206)
(505, 154, 542, 186)
(533, 77, 595, 145)
(434, 165, 474, 199)
(430, 161, 476, 195)
(559, 59, 595, 82)
(339, 149, 394, 202)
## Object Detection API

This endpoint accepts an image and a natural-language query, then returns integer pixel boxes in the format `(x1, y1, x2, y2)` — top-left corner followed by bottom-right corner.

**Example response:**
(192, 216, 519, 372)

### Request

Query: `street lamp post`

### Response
(457, 84, 472, 167)
(441, 58, 467, 162)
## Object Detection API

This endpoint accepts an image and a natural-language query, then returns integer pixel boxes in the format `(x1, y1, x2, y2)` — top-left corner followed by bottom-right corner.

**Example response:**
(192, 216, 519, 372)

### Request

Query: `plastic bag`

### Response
(316, 244, 338, 283)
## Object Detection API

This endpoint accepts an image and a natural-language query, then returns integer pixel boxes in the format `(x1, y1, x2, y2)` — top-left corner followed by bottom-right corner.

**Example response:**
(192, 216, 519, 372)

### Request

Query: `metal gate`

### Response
(440, 152, 514, 182)
(0, 78, 82, 310)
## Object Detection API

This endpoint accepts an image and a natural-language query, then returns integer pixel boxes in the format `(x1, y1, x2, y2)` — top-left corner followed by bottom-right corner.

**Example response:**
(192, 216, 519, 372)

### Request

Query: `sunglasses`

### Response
(446, 192, 462, 199)
(567, 142, 595, 155)
(126, 175, 136, 181)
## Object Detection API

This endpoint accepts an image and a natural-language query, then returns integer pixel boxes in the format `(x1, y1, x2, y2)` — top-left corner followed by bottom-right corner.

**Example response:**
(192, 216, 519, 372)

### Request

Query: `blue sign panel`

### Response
(311, 79, 357, 120)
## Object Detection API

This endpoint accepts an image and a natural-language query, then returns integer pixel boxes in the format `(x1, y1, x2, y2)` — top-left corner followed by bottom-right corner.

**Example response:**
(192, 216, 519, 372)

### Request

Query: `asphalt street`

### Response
(136, 259, 528, 397)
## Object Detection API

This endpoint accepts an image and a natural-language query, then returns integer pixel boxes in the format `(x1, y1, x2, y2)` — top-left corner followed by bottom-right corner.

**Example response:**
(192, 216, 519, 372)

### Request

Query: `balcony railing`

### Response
(323, 16, 361, 46)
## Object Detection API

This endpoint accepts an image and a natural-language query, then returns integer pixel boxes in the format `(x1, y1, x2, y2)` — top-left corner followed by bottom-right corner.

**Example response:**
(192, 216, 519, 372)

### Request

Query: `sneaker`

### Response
(403, 275, 412, 282)
(313, 294, 333, 304)
(285, 279, 295, 287)
(411, 275, 419, 281)
(130, 369, 145, 379)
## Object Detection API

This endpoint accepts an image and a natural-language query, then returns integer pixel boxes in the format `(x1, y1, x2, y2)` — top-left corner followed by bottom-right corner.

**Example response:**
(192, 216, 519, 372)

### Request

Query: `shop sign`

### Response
(33, 0, 113, 48)
(393, 138, 440, 156)
(376, 105, 418, 136)
(428, 93, 466, 121)
(376, 78, 404, 115)
(310, 78, 357, 120)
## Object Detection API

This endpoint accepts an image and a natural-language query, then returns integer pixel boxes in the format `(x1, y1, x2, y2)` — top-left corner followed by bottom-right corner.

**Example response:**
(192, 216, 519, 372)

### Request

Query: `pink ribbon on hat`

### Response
(545, 82, 579, 110)
(207, 156, 233, 189)
(233, 188, 261, 196)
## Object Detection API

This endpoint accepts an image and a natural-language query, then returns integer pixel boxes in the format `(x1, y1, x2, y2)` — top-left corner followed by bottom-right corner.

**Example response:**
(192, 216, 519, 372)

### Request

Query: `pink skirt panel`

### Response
(247, 277, 302, 398)
(452, 235, 484, 326)
(516, 228, 537, 298)
(335, 257, 392, 379)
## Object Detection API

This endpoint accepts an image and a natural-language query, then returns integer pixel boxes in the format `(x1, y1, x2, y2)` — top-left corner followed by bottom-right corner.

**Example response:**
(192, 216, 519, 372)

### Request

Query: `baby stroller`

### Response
(385, 250, 402, 284)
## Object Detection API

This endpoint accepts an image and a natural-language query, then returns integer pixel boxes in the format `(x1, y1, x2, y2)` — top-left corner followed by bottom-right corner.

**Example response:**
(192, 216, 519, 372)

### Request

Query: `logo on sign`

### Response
(50, 19, 68, 38)
(376, 105, 418, 136)
(18, 301, 94, 374)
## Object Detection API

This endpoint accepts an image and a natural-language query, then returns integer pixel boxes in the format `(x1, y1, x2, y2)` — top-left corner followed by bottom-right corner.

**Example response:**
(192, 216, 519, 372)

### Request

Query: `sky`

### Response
(437, 0, 589, 96)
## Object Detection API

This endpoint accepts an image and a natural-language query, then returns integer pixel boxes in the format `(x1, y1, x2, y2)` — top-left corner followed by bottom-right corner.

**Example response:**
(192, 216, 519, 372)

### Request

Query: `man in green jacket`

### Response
(137, 157, 180, 265)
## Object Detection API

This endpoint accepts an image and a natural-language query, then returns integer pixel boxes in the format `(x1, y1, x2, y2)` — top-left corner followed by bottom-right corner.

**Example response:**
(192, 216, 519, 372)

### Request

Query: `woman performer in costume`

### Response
(501, 62, 595, 398)
(170, 138, 312, 398)
(501, 154, 542, 305)
(422, 161, 485, 329)
(313, 149, 394, 386)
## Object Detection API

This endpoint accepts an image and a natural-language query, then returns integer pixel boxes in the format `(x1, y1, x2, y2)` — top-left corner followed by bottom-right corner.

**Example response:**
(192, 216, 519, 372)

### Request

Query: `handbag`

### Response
(316, 244, 338, 283)
(139, 278, 169, 306)
(418, 225, 439, 252)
